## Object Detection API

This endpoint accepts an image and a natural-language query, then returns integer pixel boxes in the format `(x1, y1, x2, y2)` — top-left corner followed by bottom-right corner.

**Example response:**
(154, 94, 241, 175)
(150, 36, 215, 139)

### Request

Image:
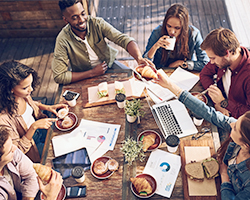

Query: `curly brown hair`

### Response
(0, 60, 40, 116)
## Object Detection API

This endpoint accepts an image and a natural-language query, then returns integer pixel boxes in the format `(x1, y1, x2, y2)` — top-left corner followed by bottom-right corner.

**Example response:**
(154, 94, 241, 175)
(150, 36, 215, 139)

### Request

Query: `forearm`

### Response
(71, 70, 96, 83)
(126, 41, 143, 62)
(22, 197, 34, 200)
(147, 44, 159, 59)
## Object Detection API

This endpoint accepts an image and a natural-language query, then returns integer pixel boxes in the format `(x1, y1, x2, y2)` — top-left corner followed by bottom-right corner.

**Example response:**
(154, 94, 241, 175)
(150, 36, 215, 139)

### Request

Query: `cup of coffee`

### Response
(165, 135, 180, 153)
(64, 93, 76, 107)
(192, 112, 204, 126)
(115, 93, 126, 108)
(165, 36, 176, 51)
(72, 166, 85, 183)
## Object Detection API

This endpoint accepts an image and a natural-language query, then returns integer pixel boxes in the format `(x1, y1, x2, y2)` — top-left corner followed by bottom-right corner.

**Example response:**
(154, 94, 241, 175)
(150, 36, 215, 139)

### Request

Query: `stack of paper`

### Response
(52, 119, 121, 163)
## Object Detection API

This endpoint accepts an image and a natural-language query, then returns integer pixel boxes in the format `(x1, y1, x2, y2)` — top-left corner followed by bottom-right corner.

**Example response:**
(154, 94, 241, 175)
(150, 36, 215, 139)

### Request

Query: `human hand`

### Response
(207, 85, 225, 104)
(154, 35, 173, 50)
(91, 61, 108, 77)
(214, 104, 231, 116)
(152, 71, 171, 88)
(38, 170, 63, 200)
(49, 104, 68, 117)
(168, 60, 185, 68)
(137, 58, 155, 68)
(219, 162, 230, 183)
(31, 118, 57, 130)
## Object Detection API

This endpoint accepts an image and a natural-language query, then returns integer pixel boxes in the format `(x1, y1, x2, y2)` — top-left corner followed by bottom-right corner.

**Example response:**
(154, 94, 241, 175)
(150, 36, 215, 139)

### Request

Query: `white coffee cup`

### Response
(165, 36, 176, 51)
(115, 93, 126, 108)
(193, 117, 204, 126)
(166, 135, 180, 153)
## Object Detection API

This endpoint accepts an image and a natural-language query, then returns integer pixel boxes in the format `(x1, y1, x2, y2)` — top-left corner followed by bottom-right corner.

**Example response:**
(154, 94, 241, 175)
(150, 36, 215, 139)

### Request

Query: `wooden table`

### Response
(41, 69, 221, 200)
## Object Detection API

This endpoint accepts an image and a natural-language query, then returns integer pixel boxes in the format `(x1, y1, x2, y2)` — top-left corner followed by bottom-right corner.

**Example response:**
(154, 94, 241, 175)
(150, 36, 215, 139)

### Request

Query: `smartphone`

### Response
(62, 90, 80, 101)
(66, 185, 86, 198)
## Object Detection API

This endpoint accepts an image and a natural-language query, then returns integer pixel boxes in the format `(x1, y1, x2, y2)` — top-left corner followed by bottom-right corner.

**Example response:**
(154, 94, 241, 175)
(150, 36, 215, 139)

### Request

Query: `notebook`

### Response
(147, 98, 198, 138)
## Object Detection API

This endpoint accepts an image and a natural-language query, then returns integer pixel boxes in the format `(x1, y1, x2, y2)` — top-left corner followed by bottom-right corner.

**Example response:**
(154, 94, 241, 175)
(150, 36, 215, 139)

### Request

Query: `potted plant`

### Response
(124, 98, 145, 123)
(120, 136, 145, 166)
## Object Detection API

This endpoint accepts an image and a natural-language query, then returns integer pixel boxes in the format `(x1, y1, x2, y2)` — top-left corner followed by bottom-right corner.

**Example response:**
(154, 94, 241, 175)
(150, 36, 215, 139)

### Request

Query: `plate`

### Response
(191, 92, 208, 104)
(90, 156, 114, 179)
(55, 112, 78, 131)
(130, 173, 157, 198)
(133, 64, 157, 81)
(41, 184, 66, 200)
(137, 130, 162, 151)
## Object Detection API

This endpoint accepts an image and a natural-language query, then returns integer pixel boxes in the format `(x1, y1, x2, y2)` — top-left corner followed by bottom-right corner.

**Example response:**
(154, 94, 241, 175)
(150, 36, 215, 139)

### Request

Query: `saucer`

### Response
(55, 112, 78, 131)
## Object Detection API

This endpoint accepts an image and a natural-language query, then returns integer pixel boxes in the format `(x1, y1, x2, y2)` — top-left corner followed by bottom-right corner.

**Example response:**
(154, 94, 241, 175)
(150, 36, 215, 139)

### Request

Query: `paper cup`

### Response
(165, 135, 180, 153)
(115, 93, 126, 108)
(72, 166, 85, 183)
(165, 37, 176, 51)
(193, 117, 204, 126)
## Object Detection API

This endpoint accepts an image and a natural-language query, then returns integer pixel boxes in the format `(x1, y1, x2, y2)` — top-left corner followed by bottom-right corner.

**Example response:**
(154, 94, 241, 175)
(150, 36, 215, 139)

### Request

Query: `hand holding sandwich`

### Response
(37, 170, 63, 200)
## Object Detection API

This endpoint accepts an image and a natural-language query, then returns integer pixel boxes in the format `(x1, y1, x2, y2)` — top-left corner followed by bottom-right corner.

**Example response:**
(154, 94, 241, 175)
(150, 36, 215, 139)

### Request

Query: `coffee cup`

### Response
(64, 93, 76, 107)
(165, 135, 180, 153)
(192, 112, 204, 126)
(115, 93, 126, 108)
(165, 36, 176, 51)
(72, 166, 85, 183)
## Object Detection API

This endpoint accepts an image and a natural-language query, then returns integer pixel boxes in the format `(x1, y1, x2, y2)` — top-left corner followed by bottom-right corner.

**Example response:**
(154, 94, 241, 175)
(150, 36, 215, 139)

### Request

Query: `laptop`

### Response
(146, 97, 198, 139)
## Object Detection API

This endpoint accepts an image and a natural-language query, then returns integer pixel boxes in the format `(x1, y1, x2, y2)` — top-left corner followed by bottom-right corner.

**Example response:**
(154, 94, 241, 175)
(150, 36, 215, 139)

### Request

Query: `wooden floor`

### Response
(1, 0, 248, 105)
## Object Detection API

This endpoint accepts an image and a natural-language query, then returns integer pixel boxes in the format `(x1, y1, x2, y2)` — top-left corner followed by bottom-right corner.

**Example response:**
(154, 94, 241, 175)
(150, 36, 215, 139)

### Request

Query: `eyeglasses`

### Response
(192, 127, 210, 140)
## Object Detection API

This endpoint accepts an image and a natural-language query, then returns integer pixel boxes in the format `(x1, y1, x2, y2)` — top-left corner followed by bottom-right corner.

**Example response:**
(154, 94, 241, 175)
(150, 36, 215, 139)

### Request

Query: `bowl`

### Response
(137, 130, 162, 151)
(55, 112, 78, 131)
(40, 184, 66, 200)
(133, 64, 157, 81)
(130, 173, 157, 198)
(90, 156, 114, 179)
(191, 92, 208, 104)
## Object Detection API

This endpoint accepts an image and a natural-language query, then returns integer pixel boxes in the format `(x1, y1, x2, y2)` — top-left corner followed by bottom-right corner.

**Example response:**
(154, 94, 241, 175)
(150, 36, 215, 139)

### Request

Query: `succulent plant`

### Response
(124, 98, 145, 117)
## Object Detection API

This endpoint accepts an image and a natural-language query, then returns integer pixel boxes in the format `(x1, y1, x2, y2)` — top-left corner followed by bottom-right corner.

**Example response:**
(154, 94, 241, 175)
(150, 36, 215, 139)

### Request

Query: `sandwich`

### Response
(141, 66, 158, 79)
(185, 161, 204, 182)
(185, 158, 220, 182)
(114, 81, 125, 94)
(97, 82, 109, 98)
(33, 163, 52, 184)
(202, 158, 219, 179)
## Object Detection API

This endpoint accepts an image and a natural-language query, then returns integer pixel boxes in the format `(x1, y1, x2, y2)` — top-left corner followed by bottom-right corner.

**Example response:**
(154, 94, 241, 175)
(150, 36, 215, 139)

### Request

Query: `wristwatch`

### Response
(220, 99, 228, 108)
(181, 59, 188, 69)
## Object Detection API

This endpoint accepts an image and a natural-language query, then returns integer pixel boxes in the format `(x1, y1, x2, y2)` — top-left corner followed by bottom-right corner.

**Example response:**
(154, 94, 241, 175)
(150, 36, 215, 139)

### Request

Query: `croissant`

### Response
(141, 66, 157, 79)
(130, 177, 153, 195)
(33, 163, 52, 184)
(142, 134, 156, 152)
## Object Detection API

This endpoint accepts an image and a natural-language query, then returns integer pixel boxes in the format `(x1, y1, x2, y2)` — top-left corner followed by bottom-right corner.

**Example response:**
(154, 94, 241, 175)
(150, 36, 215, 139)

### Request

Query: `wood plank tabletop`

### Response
(41, 69, 221, 200)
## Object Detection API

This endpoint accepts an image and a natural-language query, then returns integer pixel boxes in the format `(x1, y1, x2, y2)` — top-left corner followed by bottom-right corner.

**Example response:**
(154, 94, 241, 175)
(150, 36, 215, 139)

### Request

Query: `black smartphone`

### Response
(66, 185, 86, 198)
(62, 90, 80, 101)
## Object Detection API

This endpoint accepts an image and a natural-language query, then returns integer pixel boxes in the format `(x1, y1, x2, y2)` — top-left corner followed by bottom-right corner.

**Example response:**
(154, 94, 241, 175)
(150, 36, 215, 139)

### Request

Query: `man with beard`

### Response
(199, 28, 250, 119)
(52, 0, 151, 85)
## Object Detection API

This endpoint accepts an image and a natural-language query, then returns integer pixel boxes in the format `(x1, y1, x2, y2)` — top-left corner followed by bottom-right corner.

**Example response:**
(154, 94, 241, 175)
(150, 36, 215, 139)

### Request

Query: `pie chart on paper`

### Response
(97, 135, 106, 143)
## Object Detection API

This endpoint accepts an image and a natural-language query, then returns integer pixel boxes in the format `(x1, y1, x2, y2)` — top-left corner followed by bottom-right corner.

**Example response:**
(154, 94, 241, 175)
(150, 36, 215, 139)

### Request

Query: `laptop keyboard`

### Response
(155, 105, 183, 136)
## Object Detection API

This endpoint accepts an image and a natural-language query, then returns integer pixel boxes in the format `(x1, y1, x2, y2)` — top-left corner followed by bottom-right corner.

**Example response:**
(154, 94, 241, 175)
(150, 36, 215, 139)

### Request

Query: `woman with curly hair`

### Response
(0, 60, 67, 162)
(143, 3, 209, 71)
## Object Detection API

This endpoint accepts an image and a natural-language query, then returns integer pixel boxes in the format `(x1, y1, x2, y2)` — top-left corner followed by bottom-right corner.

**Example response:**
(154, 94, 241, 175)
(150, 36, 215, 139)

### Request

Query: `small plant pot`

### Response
(126, 114, 137, 123)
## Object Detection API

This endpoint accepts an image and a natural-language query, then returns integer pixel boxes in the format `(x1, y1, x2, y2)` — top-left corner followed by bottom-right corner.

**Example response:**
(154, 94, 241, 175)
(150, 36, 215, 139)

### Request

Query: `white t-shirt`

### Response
(82, 38, 102, 67)
(222, 68, 232, 97)
(22, 102, 35, 129)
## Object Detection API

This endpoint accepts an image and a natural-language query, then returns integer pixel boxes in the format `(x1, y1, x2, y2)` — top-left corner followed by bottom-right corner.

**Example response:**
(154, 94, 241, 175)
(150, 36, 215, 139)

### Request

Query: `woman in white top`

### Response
(0, 60, 67, 162)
